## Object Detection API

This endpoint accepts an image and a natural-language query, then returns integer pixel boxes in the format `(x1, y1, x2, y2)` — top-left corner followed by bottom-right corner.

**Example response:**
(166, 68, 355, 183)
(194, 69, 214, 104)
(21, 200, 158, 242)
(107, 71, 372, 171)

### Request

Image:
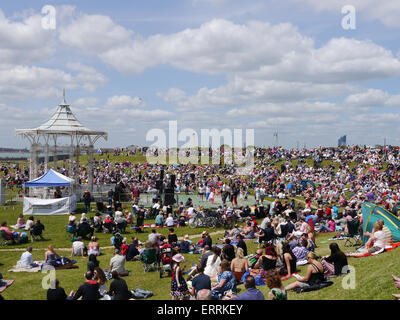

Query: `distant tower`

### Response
(191, 132, 196, 148)
(273, 131, 278, 147)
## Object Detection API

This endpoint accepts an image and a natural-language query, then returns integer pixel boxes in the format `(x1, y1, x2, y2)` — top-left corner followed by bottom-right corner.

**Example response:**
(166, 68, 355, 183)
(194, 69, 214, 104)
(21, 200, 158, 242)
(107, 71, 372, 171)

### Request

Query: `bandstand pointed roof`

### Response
(16, 90, 108, 140)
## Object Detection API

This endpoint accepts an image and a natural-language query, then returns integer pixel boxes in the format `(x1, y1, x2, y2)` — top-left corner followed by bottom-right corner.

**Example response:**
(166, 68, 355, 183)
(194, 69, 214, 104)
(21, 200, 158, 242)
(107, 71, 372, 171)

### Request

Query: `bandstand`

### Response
(15, 90, 108, 198)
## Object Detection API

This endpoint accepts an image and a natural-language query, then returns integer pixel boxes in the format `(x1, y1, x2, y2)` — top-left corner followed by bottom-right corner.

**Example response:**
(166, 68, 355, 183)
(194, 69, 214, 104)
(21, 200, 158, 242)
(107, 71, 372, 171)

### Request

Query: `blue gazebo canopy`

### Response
(25, 169, 74, 188)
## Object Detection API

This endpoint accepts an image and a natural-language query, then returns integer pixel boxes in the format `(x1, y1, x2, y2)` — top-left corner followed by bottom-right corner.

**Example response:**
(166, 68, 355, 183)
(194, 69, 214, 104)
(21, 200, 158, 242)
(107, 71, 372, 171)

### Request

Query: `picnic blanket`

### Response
(0, 280, 14, 293)
(11, 224, 25, 230)
(352, 242, 400, 258)
(8, 261, 43, 273)
(9, 260, 77, 272)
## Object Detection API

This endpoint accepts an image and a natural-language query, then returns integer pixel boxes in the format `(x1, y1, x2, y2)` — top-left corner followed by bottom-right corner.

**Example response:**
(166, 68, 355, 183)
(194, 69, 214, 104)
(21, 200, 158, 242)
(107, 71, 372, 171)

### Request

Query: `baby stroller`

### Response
(159, 243, 173, 278)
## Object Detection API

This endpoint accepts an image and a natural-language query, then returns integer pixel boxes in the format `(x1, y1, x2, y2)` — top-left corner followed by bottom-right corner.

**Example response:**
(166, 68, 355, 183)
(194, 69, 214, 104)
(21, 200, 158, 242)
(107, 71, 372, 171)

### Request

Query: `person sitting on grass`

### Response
(70, 271, 102, 300)
(25, 216, 35, 231)
(155, 211, 164, 226)
(285, 252, 325, 292)
(93, 212, 103, 232)
(222, 238, 236, 262)
(68, 213, 77, 227)
(301, 232, 315, 252)
(121, 238, 129, 256)
(321, 243, 348, 277)
(234, 233, 247, 255)
(77, 217, 94, 240)
(178, 235, 192, 253)
(87, 254, 100, 273)
(292, 239, 309, 265)
(278, 242, 298, 276)
(71, 236, 87, 258)
(230, 247, 249, 283)
(226, 224, 242, 241)
(166, 214, 175, 227)
(168, 228, 178, 247)
(266, 270, 287, 300)
(115, 212, 128, 233)
(204, 246, 222, 282)
(210, 259, 237, 300)
(254, 243, 278, 272)
(17, 246, 39, 268)
(242, 221, 257, 239)
(224, 275, 265, 300)
(107, 271, 132, 300)
(94, 267, 108, 298)
(109, 249, 130, 277)
(103, 215, 116, 233)
(44, 245, 63, 267)
(88, 236, 101, 256)
(126, 237, 140, 261)
(258, 222, 276, 247)
(346, 222, 385, 257)
(364, 219, 392, 249)
(47, 279, 68, 300)
(189, 265, 211, 299)
(125, 210, 133, 225)
(15, 214, 25, 229)
(317, 217, 336, 233)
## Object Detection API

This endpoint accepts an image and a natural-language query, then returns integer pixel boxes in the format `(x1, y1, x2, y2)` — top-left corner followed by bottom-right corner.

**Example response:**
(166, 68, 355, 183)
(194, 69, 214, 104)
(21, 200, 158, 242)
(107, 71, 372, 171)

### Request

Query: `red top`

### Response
(121, 244, 129, 256)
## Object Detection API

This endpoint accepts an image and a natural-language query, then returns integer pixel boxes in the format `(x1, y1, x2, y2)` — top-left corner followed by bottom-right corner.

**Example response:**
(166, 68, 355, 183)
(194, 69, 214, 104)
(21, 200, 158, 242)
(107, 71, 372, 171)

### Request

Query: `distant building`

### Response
(338, 135, 347, 147)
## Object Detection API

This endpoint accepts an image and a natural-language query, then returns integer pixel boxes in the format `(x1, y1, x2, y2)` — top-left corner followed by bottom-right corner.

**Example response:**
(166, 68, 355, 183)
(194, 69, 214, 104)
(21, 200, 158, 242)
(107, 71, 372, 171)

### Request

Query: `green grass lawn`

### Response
(0, 205, 399, 300)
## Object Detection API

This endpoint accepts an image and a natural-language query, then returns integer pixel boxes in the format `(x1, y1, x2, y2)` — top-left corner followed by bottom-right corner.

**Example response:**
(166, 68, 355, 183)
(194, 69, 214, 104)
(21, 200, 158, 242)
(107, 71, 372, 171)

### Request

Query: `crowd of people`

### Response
(2, 146, 400, 215)
(2, 144, 400, 300)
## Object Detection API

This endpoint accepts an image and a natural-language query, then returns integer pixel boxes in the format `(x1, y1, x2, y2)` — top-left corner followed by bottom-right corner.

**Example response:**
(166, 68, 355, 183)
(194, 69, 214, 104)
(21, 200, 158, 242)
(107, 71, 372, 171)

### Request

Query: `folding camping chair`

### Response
(66, 224, 76, 240)
(0, 230, 16, 246)
(139, 248, 160, 273)
(30, 224, 44, 242)
(344, 219, 363, 247)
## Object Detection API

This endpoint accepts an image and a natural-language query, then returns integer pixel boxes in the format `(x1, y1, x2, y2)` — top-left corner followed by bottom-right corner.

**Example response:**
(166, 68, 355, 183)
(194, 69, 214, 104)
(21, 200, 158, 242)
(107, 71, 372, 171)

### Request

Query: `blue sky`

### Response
(1, 0, 400, 149)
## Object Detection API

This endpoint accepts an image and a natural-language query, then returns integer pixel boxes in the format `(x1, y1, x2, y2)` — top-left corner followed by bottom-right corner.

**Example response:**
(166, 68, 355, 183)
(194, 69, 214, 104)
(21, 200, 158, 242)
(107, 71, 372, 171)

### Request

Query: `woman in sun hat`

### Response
(170, 254, 190, 300)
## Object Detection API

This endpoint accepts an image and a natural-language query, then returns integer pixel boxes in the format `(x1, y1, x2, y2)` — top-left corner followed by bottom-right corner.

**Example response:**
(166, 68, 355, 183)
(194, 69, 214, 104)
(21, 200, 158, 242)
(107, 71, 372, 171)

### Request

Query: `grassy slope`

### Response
(1, 154, 398, 300)
(0, 205, 399, 300)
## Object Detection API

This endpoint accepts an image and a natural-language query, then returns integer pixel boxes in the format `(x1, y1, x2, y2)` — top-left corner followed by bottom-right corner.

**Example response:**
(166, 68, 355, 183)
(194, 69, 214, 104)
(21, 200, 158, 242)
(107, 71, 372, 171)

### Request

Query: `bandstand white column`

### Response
(88, 144, 94, 194)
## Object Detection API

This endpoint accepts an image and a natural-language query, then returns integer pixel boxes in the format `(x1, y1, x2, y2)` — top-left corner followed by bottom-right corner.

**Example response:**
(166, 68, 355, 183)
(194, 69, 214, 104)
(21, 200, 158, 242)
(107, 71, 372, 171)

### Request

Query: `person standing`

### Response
(170, 254, 190, 300)
(83, 190, 92, 214)
(107, 189, 114, 207)
(132, 186, 140, 204)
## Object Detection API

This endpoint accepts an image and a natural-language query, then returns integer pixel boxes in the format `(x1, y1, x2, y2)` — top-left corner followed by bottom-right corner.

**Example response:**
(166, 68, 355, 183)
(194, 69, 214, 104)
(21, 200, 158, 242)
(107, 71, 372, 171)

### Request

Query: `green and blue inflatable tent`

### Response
(362, 202, 400, 244)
